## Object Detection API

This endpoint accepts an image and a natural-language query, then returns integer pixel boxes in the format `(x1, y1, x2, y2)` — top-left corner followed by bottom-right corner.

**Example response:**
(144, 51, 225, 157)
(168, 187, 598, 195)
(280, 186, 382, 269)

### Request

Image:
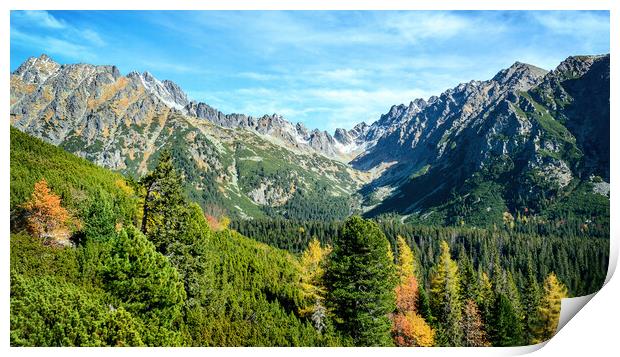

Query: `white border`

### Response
(1, 1, 617, 357)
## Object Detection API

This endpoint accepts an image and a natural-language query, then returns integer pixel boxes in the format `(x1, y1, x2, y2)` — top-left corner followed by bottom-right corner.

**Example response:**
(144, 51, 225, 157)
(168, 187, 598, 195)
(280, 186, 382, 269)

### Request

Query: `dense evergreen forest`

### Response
(10, 127, 609, 347)
(231, 218, 608, 297)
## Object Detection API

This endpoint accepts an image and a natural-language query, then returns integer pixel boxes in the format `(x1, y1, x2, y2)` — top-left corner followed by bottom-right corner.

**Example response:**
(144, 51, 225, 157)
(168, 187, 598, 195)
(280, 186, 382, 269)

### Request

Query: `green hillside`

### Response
(10, 128, 338, 346)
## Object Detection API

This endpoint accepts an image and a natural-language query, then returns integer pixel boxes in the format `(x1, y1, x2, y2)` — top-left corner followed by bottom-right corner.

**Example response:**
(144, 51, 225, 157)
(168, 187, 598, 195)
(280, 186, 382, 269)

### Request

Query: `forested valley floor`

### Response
(10, 127, 608, 347)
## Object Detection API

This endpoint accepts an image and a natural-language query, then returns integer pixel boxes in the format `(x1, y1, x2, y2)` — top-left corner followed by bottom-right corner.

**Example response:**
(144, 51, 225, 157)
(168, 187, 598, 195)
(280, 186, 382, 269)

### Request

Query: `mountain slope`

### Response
(10, 55, 367, 220)
(10, 127, 336, 346)
(357, 55, 609, 227)
(10, 53, 610, 227)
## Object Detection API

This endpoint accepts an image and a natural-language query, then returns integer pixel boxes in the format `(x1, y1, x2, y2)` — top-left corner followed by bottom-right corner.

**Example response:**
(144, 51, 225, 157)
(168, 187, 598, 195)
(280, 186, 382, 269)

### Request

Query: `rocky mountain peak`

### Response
(351, 122, 368, 134)
(334, 128, 350, 144)
(296, 122, 309, 137)
(492, 61, 548, 91)
(552, 54, 609, 80)
(13, 53, 61, 84)
(134, 70, 189, 110)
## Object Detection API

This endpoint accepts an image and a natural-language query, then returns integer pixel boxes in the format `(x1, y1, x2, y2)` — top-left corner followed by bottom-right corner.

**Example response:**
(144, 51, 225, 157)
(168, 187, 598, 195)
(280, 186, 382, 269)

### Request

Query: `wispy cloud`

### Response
(11, 28, 97, 61)
(11, 10, 106, 62)
(13, 10, 67, 29)
(531, 11, 609, 36)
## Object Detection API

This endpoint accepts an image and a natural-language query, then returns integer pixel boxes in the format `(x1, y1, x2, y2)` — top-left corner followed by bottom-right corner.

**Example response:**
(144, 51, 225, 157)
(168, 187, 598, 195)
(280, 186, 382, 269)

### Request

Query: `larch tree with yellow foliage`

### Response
(391, 235, 435, 347)
(535, 273, 568, 343)
(22, 178, 71, 245)
(430, 240, 462, 346)
(299, 237, 332, 333)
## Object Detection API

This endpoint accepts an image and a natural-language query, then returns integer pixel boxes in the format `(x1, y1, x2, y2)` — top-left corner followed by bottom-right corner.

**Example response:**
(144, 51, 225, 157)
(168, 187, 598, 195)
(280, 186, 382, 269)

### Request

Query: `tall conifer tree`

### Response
(326, 216, 397, 346)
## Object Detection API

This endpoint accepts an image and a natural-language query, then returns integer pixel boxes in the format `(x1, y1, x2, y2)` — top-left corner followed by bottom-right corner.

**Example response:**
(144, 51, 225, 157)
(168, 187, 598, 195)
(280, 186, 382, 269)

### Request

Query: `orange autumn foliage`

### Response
(22, 178, 70, 243)
(395, 275, 419, 313)
(391, 236, 435, 346)
(392, 311, 435, 347)
(205, 214, 230, 232)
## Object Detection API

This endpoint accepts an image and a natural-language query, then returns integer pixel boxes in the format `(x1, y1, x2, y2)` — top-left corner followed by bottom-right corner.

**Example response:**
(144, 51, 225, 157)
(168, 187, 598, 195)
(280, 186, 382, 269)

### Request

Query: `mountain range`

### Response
(10, 53, 610, 226)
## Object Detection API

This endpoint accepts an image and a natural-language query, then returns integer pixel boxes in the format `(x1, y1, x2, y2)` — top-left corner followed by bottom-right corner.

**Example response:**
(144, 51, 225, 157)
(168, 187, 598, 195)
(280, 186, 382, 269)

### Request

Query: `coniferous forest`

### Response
(10, 127, 609, 347)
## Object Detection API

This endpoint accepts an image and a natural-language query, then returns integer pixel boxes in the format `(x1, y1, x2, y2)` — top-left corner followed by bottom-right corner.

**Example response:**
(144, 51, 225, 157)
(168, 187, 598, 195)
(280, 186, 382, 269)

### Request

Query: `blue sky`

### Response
(10, 10, 609, 131)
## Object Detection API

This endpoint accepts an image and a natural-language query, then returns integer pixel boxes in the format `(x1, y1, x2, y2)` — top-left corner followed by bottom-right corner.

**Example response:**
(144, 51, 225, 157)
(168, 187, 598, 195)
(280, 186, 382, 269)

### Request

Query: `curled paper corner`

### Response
(513, 239, 618, 354)
(556, 293, 596, 333)
(503, 295, 599, 355)
(547, 234, 618, 348)
(502, 341, 548, 355)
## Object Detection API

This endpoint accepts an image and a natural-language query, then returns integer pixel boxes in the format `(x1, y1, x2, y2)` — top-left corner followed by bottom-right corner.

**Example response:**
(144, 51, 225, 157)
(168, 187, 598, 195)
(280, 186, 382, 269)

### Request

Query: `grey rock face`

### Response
(353, 55, 608, 217)
(128, 71, 189, 110)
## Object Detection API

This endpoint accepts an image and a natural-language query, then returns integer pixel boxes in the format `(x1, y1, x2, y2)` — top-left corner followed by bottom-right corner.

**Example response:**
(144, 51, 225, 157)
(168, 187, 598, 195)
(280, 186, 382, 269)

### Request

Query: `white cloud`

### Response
(11, 28, 96, 61)
(11, 10, 106, 63)
(80, 29, 106, 47)
(384, 12, 470, 42)
(17, 10, 66, 29)
(532, 11, 609, 36)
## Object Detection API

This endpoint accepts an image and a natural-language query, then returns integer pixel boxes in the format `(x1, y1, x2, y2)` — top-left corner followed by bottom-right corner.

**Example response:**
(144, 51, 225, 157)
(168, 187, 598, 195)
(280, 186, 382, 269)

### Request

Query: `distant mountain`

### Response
(10, 54, 367, 221)
(10, 54, 609, 227)
(355, 55, 609, 227)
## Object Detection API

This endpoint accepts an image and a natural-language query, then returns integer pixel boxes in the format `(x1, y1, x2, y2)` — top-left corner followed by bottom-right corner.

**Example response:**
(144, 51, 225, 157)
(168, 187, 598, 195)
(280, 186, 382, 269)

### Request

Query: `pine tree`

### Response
(490, 293, 524, 346)
(535, 273, 568, 343)
(430, 240, 462, 346)
(461, 299, 490, 347)
(522, 260, 541, 345)
(140, 150, 188, 254)
(326, 216, 397, 346)
(103, 226, 187, 345)
(84, 190, 116, 242)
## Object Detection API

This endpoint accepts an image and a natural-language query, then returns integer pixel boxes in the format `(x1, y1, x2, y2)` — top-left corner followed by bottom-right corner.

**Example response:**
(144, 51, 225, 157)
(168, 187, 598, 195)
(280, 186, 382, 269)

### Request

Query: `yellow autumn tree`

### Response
(299, 237, 332, 333)
(393, 311, 435, 347)
(392, 235, 435, 346)
(396, 235, 416, 281)
(430, 240, 462, 346)
(535, 273, 568, 342)
(22, 178, 71, 245)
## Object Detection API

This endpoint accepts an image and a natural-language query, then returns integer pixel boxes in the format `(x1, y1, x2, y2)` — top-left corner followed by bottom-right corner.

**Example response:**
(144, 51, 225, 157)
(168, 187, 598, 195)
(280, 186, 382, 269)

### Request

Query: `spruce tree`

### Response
(326, 216, 397, 346)
(416, 285, 434, 324)
(477, 270, 495, 327)
(522, 260, 541, 345)
(490, 293, 524, 346)
(83, 190, 116, 242)
(458, 251, 478, 303)
(140, 150, 188, 254)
